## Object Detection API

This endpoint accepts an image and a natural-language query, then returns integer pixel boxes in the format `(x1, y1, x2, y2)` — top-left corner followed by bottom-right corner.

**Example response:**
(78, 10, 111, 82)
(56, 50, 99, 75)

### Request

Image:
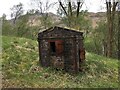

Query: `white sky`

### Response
(0, 0, 106, 19)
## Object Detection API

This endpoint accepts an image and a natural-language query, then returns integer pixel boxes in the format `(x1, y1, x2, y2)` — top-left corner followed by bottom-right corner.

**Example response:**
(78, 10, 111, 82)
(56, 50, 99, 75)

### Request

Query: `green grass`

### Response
(2, 36, 119, 88)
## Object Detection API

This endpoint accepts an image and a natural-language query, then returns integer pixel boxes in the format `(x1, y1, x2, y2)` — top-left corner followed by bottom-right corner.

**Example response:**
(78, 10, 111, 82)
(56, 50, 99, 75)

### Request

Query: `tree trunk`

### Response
(106, 1, 118, 57)
(102, 39, 107, 56)
(118, 10, 120, 60)
(106, 1, 112, 57)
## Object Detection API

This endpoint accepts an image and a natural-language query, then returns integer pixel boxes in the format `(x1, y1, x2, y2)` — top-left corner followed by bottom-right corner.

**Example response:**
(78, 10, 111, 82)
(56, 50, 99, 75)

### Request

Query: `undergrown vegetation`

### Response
(2, 36, 118, 88)
(1, 0, 119, 88)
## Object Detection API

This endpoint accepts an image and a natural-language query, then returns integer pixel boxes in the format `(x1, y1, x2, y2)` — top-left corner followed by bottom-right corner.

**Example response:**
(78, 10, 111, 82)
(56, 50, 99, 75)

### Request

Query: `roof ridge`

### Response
(39, 26, 83, 34)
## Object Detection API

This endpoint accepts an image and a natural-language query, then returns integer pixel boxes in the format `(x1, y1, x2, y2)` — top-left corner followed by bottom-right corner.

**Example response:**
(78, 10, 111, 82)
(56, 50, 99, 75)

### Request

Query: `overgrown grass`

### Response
(2, 36, 119, 88)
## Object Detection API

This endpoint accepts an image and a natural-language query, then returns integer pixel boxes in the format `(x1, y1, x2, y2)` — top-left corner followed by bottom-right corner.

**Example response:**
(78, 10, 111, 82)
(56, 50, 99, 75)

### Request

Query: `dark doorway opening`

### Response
(50, 42, 56, 53)
(79, 50, 81, 62)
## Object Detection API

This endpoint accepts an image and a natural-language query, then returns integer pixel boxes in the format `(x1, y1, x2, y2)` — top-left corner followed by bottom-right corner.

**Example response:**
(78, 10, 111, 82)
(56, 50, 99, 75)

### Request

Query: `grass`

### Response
(1, 36, 119, 88)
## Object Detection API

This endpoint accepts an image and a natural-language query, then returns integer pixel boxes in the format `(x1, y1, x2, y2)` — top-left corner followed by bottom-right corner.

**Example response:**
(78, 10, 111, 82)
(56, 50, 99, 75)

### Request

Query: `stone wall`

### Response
(38, 26, 84, 73)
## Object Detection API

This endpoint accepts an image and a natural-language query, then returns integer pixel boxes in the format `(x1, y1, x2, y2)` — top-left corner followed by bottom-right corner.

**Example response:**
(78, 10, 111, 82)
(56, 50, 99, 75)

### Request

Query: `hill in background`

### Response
(8, 12, 106, 29)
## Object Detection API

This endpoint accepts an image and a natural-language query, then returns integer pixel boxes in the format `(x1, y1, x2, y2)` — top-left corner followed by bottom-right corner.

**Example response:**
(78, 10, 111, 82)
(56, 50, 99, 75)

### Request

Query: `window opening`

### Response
(50, 42, 56, 53)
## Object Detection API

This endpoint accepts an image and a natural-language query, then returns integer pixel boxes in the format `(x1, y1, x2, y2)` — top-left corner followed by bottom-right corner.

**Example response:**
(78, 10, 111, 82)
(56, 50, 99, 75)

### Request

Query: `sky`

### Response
(0, 0, 106, 19)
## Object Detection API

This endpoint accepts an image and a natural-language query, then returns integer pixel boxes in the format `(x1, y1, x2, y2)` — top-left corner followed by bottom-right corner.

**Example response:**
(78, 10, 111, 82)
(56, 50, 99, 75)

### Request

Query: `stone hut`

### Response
(38, 26, 85, 73)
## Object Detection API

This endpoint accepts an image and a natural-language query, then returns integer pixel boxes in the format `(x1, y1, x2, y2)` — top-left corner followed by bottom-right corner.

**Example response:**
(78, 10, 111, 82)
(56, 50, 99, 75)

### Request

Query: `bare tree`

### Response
(58, 0, 85, 29)
(58, 0, 84, 17)
(106, 0, 118, 57)
(11, 3, 24, 24)
(31, 0, 57, 29)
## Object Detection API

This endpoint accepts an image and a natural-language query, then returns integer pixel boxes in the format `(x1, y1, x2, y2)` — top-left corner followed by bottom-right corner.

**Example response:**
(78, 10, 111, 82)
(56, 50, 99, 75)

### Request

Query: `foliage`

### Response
(13, 15, 29, 37)
(39, 14, 53, 29)
(31, 0, 56, 29)
(26, 9, 36, 15)
(85, 17, 118, 58)
(92, 20, 107, 55)
(2, 13, 40, 40)
(8, 3, 38, 39)
(61, 10, 92, 33)
(10, 3, 24, 24)
(2, 14, 14, 36)
(112, 13, 119, 58)
(2, 36, 118, 88)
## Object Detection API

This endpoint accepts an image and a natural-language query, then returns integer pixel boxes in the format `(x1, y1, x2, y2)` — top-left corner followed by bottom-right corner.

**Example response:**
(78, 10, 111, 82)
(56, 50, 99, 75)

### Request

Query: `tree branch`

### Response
(59, 1, 68, 16)
(68, 2, 72, 16)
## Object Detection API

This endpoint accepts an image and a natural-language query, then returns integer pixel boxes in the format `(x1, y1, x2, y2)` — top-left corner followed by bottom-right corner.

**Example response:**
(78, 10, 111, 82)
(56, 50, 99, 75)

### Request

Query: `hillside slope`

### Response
(8, 12, 106, 28)
(2, 36, 118, 88)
